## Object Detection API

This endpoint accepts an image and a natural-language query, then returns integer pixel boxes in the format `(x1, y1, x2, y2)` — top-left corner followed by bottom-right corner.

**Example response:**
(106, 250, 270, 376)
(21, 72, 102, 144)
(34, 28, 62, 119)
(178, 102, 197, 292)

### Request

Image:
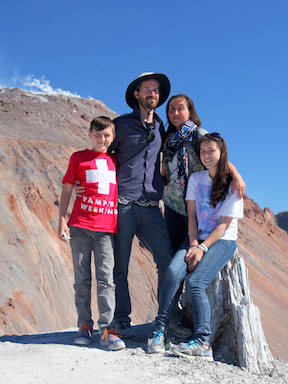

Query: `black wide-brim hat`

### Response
(126, 72, 171, 109)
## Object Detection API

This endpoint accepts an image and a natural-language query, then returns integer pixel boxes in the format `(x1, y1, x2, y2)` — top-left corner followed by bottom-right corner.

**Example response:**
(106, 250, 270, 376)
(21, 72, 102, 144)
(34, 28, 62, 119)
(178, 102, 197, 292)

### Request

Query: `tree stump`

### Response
(181, 248, 275, 374)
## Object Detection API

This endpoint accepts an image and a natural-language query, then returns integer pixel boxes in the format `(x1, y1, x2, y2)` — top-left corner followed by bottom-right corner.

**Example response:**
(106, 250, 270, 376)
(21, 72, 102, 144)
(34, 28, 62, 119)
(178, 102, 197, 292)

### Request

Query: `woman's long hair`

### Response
(166, 94, 201, 134)
(200, 134, 232, 208)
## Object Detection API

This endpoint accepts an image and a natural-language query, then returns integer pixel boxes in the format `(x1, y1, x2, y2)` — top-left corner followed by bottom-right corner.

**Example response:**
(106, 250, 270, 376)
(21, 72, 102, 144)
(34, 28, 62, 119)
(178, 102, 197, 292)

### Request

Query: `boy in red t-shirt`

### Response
(58, 116, 125, 351)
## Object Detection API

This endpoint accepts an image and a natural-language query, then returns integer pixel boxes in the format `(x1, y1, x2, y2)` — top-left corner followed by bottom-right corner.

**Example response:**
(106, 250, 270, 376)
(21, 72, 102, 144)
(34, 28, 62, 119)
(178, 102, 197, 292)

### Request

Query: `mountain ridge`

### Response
(276, 211, 288, 234)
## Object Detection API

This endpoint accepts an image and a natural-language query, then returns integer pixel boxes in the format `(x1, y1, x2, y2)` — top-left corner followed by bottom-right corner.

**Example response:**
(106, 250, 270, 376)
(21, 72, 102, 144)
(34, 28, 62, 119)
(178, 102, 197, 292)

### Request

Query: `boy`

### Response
(58, 116, 125, 351)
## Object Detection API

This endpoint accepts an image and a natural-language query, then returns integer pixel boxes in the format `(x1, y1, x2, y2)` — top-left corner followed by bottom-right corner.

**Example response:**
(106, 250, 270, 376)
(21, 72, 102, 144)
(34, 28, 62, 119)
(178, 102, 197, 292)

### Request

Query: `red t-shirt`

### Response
(62, 149, 118, 233)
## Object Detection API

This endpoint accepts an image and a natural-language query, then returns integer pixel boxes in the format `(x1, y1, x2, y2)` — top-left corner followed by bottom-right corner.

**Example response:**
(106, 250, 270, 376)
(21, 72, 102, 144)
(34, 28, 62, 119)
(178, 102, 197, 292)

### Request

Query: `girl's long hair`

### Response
(166, 94, 201, 134)
(200, 134, 232, 208)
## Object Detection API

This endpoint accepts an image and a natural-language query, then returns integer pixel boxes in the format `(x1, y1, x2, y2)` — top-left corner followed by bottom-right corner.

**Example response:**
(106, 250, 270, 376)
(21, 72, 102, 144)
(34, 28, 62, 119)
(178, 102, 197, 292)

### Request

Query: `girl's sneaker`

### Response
(147, 327, 171, 354)
(74, 323, 93, 345)
(171, 338, 214, 361)
(100, 327, 126, 351)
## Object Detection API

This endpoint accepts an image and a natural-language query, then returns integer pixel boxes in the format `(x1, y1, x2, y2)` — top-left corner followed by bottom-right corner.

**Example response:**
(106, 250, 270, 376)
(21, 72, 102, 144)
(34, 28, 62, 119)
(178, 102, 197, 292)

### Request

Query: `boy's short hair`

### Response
(90, 116, 115, 134)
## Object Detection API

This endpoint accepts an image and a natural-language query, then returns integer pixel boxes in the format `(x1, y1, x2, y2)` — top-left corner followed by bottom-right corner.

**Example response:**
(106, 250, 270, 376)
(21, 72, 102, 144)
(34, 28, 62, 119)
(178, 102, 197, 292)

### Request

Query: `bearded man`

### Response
(109, 73, 175, 337)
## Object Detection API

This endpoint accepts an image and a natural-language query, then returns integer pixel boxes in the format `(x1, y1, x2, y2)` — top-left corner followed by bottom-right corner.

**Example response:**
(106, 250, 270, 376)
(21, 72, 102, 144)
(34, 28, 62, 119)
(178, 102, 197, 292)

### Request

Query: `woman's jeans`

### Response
(164, 205, 189, 323)
(156, 237, 237, 345)
(164, 205, 188, 253)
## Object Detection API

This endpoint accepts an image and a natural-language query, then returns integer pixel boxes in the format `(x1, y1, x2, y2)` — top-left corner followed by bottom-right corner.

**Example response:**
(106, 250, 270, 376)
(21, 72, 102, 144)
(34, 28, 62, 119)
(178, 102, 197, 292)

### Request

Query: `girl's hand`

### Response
(74, 180, 85, 197)
(185, 246, 204, 272)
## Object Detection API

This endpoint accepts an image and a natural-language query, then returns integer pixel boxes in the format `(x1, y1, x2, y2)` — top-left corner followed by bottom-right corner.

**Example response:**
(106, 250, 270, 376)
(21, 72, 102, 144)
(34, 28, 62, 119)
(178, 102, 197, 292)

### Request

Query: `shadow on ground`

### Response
(0, 323, 153, 350)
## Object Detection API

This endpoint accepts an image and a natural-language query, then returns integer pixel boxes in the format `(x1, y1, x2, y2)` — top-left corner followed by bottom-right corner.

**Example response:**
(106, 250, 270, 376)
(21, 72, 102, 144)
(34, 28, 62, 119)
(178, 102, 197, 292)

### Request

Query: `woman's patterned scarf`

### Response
(164, 119, 198, 196)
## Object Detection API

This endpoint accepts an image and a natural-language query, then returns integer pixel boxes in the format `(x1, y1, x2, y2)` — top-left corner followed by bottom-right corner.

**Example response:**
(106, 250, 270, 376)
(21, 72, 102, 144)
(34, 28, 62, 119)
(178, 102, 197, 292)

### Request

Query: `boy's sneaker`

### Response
(171, 338, 214, 361)
(74, 323, 93, 345)
(147, 327, 170, 354)
(100, 327, 126, 351)
(112, 320, 135, 338)
(168, 321, 193, 339)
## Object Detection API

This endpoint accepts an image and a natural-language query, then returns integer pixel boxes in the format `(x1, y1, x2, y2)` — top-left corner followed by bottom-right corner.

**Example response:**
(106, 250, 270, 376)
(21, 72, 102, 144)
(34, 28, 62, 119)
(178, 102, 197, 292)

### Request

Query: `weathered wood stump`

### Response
(181, 248, 275, 374)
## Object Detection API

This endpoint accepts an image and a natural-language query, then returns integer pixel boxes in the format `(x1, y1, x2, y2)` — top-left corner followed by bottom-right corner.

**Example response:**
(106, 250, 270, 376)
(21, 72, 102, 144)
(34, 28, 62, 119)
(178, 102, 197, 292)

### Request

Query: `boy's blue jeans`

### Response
(113, 203, 175, 323)
(155, 237, 237, 345)
(70, 226, 115, 334)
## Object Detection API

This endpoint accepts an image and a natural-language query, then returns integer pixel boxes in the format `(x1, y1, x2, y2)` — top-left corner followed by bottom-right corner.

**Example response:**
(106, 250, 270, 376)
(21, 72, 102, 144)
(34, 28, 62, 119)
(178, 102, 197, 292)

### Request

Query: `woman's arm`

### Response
(160, 162, 168, 185)
(228, 162, 246, 198)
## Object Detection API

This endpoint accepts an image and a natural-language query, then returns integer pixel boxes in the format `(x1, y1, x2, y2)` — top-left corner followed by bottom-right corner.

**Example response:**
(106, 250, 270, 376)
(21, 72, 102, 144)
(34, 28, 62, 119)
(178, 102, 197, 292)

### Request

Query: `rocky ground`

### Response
(0, 324, 288, 384)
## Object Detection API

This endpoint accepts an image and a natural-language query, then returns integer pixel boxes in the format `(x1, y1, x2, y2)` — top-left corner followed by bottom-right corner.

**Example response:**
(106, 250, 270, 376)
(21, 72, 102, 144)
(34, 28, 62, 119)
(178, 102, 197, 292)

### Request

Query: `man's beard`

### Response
(139, 95, 159, 110)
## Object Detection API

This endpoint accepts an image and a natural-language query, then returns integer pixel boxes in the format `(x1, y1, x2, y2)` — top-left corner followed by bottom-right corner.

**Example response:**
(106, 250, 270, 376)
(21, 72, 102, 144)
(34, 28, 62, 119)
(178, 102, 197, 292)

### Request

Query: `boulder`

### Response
(181, 249, 275, 374)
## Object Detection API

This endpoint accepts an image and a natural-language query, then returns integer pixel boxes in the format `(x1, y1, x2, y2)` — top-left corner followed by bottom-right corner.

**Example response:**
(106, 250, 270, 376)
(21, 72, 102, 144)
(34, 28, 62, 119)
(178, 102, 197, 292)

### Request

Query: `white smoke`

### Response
(0, 67, 81, 98)
(23, 75, 81, 98)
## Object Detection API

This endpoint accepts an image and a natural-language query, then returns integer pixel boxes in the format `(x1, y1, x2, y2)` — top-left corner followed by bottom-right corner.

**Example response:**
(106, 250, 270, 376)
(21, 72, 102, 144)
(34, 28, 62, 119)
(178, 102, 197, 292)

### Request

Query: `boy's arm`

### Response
(228, 162, 246, 198)
(58, 183, 73, 241)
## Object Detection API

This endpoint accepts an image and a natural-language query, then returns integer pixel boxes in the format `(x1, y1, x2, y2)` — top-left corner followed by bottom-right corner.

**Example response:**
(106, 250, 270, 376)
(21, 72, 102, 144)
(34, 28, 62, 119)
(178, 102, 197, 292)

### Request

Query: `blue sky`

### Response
(1, 0, 287, 214)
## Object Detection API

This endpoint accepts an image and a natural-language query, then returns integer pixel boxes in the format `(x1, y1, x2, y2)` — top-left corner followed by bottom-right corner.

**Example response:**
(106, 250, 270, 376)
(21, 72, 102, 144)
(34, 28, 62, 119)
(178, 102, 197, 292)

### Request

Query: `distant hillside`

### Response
(0, 87, 288, 362)
(276, 211, 288, 233)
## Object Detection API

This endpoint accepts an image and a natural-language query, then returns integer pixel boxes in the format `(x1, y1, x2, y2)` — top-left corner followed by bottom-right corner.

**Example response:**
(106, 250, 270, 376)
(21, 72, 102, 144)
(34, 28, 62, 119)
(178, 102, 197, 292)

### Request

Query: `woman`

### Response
(161, 95, 245, 338)
(162, 94, 207, 253)
(148, 133, 243, 360)
(162, 94, 245, 252)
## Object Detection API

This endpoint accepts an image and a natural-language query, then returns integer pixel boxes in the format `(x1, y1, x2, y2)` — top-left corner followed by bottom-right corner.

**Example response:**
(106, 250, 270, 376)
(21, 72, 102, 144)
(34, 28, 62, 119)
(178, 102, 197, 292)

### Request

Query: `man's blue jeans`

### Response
(155, 237, 237, 345)
(114, 203, 174, 323)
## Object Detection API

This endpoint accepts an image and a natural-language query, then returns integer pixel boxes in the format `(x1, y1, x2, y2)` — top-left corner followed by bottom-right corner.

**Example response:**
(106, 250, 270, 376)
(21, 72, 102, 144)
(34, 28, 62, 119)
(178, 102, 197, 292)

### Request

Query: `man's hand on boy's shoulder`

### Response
(74, 180, 85, 197)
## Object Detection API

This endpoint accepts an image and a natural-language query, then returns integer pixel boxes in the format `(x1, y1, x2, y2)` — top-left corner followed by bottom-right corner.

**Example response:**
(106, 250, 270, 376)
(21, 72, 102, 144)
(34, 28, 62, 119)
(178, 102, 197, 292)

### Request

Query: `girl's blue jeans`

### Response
(155, 236, 237, 345)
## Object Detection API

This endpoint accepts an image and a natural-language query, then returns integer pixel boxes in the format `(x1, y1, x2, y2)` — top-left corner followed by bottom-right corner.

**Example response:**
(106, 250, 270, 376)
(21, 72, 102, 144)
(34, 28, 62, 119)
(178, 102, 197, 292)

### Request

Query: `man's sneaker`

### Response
(171, 338, 214, 361)
(169, 321, 193, 339)
(100, 327, 126, 351)
(147, 328, 170, 354)
(112, 321, 135, 338)
(74, 324, 93, 345)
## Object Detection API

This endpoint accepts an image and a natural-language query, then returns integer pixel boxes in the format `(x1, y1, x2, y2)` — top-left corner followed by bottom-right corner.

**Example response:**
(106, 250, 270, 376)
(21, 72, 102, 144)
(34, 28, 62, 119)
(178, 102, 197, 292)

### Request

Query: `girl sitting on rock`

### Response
(148, 133, 243, 360)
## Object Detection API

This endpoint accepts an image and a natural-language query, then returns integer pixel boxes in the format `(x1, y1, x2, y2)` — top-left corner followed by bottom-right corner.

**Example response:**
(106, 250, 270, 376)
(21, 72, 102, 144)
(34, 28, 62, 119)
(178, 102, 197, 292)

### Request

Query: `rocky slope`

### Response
(0, 87, 287, 364)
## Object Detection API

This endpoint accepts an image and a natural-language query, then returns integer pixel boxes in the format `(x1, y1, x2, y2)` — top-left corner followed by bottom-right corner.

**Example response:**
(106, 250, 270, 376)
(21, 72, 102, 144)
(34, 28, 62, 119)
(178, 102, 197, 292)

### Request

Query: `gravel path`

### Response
(0, 324, 287, 384)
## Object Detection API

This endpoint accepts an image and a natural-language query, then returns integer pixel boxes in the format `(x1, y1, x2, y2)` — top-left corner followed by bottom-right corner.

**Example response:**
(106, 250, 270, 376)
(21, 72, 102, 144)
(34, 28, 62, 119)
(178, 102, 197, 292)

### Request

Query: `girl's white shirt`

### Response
(186, 170, 243, 241)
